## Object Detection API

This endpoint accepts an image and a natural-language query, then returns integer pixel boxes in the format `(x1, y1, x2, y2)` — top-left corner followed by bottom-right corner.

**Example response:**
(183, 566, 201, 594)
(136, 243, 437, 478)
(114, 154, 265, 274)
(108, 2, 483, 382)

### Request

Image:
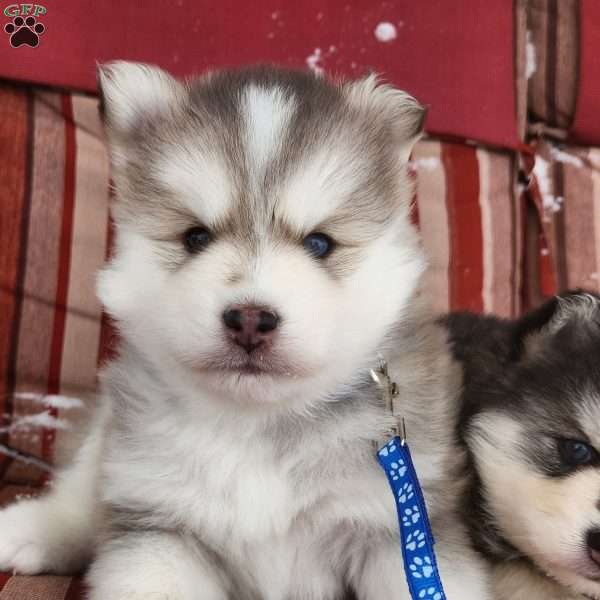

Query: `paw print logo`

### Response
(402, 505, 421, 527)
(397, 481, 414, 504)
(4, 16, 45, 48)
(378, 441, 397, 457)
(418, 587, 442, 600)
(388, 459, 407, 481)
(409, 556, 434, 579)
(405, 529, 426, 552)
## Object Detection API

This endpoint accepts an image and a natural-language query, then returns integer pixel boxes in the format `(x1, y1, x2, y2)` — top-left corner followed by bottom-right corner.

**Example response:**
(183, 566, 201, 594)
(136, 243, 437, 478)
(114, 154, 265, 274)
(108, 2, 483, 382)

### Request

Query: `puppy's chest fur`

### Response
(99, 376, 397, 573)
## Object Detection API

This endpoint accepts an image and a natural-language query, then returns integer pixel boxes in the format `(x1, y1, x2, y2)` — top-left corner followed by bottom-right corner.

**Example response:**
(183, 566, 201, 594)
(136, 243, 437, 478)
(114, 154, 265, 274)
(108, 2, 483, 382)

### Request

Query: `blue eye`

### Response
(558, 439, 595, 466)
(303, 233, 334, 259)
(183, 227, 211, 253)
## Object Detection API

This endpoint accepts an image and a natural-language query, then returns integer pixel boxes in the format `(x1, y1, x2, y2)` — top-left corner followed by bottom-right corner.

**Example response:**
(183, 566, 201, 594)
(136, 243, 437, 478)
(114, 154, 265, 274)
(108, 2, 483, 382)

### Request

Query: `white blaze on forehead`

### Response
(155, 145, 232, 224)
(242, 85, 296, 175)
(280, 146, 360, 231)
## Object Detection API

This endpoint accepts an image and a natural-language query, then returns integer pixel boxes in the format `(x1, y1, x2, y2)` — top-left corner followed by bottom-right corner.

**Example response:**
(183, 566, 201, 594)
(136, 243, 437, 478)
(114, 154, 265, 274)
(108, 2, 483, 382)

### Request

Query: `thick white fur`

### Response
(0, 63, 490, 599)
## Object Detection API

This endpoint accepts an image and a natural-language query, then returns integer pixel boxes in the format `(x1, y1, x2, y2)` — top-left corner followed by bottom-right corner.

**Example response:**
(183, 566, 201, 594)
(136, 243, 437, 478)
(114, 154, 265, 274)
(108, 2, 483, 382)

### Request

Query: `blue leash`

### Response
(371, 362, 446, 600)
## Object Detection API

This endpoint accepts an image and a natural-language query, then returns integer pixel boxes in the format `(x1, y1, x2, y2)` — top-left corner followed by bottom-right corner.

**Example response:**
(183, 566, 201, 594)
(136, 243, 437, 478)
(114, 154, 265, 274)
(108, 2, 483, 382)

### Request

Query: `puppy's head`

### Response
(467, 291, 600, 597)
(96, 62, 425, 407)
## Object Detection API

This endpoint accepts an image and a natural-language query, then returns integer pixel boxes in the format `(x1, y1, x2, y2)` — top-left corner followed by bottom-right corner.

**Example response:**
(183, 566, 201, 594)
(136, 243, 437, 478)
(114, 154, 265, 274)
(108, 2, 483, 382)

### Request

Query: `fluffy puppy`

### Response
(447, 291, 600, 599)
(0, 63, 490, 600)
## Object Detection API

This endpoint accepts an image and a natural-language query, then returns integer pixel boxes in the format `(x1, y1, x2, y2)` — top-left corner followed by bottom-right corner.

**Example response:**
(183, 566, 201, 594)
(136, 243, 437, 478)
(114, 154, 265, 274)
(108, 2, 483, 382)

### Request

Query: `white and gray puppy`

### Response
(446, 290, 600, 600)
(0, 64, 490, 600)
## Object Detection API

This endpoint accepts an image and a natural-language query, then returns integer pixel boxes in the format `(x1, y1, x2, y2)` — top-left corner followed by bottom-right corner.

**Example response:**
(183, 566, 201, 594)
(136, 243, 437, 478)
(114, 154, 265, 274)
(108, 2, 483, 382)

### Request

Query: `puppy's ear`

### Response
(344, 73, 426, 163)
(511, 290, 600, 360)
(97, 61, 184, 136)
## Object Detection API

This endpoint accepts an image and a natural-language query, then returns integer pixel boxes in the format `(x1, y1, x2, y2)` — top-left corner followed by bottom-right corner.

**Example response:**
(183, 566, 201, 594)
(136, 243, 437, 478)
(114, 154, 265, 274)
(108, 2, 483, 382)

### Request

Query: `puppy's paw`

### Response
(0, 499, 52, 574)
(0, 498, 90, 574)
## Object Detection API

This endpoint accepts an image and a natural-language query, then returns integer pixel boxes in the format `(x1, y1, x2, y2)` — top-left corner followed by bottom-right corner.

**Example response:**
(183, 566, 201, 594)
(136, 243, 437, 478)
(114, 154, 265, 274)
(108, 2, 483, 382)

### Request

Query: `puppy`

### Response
(0, 63, 490, 599)
(447, 290, 600, 599)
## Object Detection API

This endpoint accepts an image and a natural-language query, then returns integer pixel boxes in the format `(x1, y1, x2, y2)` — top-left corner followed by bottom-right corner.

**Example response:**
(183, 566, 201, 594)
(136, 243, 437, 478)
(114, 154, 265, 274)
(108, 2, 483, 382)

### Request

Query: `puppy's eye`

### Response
(558, 439, 596, 466)
(183, 227, 211, 253)
(303, 233, 334, 259)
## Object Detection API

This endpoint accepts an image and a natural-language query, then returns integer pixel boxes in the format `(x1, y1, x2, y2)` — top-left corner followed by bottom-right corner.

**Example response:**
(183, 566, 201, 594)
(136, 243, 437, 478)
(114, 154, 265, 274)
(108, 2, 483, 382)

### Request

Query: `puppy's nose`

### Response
(222, 305, 279, 353)
(587, 530, 600, 565)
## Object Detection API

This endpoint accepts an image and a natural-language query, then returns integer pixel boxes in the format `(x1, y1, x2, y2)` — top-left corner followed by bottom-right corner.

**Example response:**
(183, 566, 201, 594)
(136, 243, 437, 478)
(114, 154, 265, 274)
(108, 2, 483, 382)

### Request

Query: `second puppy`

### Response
(447, 291, 600, 600)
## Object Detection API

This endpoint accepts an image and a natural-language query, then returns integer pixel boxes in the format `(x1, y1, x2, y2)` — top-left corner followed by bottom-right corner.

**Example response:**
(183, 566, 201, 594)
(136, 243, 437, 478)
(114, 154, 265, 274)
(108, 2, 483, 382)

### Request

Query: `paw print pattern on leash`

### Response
(4, 16, 44, 47)
(397, 481, 414, 504)
(409, 556, 434, 579)
(388, 458, 407, 481)
(377, 436, 446, 599)
(378, 441, 397, 457)
(402, 505, 421, 527)
(405, 530, 426, 552)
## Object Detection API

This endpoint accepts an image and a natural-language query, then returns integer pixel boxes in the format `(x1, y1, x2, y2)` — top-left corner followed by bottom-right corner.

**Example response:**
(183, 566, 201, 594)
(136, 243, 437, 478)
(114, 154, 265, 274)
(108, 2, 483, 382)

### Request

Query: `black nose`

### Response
(587, 530, 600, 566)
(222, 305, 279, 353)
(588, 530, 600, 552)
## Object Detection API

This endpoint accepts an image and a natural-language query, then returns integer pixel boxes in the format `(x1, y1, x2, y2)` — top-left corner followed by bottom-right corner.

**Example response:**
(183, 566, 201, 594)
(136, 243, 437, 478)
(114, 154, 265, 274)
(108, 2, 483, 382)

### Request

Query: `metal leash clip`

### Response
(370, 356, 405, 442)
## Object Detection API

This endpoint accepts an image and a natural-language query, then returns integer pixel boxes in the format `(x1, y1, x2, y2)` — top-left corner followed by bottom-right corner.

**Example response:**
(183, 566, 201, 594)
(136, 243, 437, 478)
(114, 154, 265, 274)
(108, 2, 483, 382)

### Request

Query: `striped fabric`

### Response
(0, 84, 110, 490)
(526, 0, 579, 136)
(521, 0, 600, 146)
(528, 139, 600, 297)
(571, 0, 600, 145)
(412, 141, 523, 318)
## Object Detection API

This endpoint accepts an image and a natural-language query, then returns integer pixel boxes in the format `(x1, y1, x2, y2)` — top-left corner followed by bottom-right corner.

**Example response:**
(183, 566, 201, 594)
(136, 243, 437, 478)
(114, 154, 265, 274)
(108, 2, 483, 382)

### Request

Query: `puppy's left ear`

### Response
(344, 73, 426, 162)
(97, 61, 184, 137)
(511, 290, 600, 360)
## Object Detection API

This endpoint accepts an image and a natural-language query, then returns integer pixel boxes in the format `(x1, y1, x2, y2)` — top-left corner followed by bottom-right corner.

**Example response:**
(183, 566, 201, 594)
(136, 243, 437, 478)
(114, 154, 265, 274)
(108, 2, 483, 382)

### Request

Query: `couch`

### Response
(0, 1, 597, 597)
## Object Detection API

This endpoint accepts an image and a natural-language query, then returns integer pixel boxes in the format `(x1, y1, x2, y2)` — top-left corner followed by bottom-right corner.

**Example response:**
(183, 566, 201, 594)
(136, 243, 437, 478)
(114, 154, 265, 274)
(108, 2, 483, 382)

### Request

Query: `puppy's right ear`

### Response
(343, 73, 426, 163)
(511, 290, 600, 360)
(97, 61, 184, 136)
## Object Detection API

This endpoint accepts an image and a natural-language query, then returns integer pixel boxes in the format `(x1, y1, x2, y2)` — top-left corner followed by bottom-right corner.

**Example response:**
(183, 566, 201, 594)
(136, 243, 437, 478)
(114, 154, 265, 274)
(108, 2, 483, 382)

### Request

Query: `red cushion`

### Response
(570, 0, 600, 145)
(0, 0, 520, 148)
